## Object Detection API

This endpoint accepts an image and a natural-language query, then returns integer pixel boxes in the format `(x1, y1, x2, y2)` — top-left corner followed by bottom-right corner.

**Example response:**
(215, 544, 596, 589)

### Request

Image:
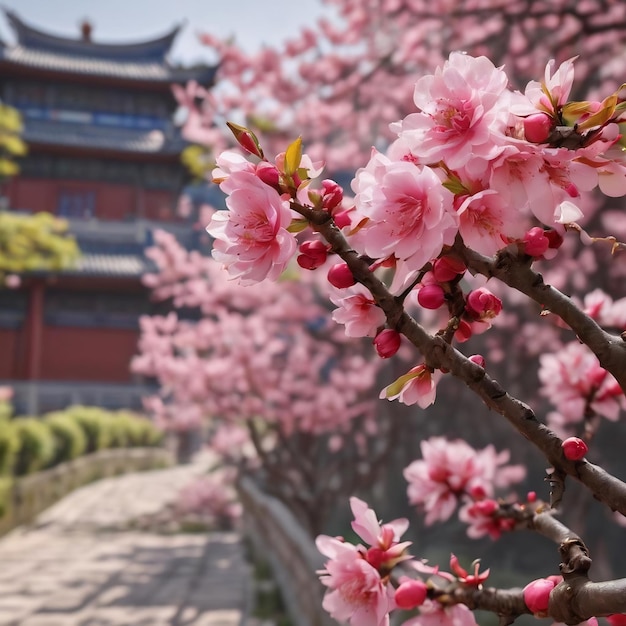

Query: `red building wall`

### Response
(40, 326, 138, 382)
(0, 325, 138, 382)
(7, 177, 176, 221)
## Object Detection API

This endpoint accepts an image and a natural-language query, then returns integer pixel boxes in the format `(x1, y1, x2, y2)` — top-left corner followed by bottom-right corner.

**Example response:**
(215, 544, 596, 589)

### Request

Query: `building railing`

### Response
(1, 380, 157, 415)
(238, 476, 335, 626)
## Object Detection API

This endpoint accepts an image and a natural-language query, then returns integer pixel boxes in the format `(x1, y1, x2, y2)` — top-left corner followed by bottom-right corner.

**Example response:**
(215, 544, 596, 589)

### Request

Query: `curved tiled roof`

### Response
(5, 9, 179, 61)
(0, 10, 217, 84)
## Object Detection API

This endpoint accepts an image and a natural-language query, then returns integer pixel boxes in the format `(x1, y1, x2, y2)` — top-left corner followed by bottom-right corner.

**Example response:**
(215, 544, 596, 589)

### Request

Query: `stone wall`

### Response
(0, 447, 173, 536)
(238, 476, 336, 626)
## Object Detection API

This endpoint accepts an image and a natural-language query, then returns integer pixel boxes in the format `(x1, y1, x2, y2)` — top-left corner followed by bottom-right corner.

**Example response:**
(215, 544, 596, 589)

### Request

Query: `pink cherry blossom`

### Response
(330, 283, 386, 337)
(539, 341, 624, 428)
(350, 152, 456, 290)
(511, 57, 577, 118)
(403, 437, 525, 525)
(207, 171, 297, 284)
(395, 52, 510, 173)
(456, 189, 526, 255)
(316, 535, 394, 626)
(350, 497, 409, 550)
(380, 365, 438, 409)
(401, 599, 478, 626)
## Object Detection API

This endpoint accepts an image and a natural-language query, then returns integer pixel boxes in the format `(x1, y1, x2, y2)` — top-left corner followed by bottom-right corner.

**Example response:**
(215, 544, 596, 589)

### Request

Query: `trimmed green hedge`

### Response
(0, 406, 163, 479)
(12, 417, 55, 476)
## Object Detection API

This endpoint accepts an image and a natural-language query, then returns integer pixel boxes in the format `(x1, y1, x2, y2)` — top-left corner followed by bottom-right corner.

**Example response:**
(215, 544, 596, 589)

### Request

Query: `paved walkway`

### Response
(0, 456, 252, 626)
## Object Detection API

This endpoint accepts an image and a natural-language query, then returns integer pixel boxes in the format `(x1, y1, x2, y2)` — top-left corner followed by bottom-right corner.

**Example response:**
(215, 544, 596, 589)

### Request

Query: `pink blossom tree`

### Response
(209, 47, 626, 624)
(179, 0, 626, 172)
(133, 229, 404, 533)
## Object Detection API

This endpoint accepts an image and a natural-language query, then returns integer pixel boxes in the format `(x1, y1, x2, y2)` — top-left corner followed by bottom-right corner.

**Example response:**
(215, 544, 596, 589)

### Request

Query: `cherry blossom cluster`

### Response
(133, 230, 381, 438)
(403, 437, 526, 537)
(208, 54, 626, 410)
(185, 0, 626, 172)
(316, 496, 603, 626)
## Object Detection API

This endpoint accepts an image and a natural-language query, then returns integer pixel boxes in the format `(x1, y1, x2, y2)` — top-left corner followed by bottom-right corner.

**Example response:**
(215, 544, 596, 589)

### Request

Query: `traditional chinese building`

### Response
(0, 10, 217, 413)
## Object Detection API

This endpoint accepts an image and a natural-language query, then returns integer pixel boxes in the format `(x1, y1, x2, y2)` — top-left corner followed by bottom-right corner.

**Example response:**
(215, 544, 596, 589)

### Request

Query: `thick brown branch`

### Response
(454, 240, 626, 392)
(296, 207, 626, 517)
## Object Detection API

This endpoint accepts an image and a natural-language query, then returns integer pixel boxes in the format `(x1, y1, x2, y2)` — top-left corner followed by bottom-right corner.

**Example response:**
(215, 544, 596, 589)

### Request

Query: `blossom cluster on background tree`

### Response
(132, 229, 405, 533)
(205, 48, 626, 625)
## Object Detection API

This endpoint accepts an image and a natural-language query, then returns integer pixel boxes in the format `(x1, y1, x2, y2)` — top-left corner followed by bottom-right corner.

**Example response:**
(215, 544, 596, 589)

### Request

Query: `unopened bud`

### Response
(432, 256, 466, 282)
(523, 578, 556, 614)
(562, 437, 588, 461)
(466, 288, 502, 320)
(455, 319, 473, 343)
(226, 122, 264, 159)
(417, 284, 446, 309)
(468, 354, 486, 368)
(374, 329, 401, 359)
(321, 179, 343, 211)
(256, 161, 281, 188)
(333, 209, 352, 229)
(545, 230, 564, 250)
(297, 240, 329, 270)
(327, 262, 356, 289)
(395, 579, 427, 610)
(523, 227, 550, 257)
(524, 113, 553, 143)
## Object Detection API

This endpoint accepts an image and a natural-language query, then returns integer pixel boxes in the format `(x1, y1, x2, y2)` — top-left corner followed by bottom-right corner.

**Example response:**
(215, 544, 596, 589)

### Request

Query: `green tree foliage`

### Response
(0, 211, 80, 280)
(0, 102, 26, 182)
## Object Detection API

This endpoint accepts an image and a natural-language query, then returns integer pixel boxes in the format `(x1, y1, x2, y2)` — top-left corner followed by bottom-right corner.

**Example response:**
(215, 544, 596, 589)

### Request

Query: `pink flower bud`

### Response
(465, 288, 502, 320)
(432, 256, 466, 282)
(255, 161, 281, 188)
(374, 329, 401, 359)
(321, 179, 343, 211)
(562, 437, 588, 461)
(474, 499, 498, 516)
(545, 230, 563, 250)
(523, 227, 550, 257)
(297, 240, 328, 270)
(469, 484, 487, 500)
(365, 547, 385, 570)
(417, 284, 446, 309)
(395, 580, 428, 610)
(524, 113, 553, 143)
(527, 491, 537, 503)
(468, 354, 485, 368)
(226, 122, 264, 159)
(327, 262, 356, 289)
(333, 209, 352, 229)
(523, 578, 556, 614)
(454, 319, 473, 343)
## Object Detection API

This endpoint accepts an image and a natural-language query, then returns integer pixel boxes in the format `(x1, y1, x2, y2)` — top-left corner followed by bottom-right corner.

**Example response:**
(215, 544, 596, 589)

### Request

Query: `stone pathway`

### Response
(0, 455, 252, 626)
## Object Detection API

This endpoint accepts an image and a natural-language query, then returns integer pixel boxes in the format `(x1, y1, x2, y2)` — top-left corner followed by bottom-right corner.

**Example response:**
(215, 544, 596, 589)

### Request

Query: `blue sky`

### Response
(0, 0, 331, 64)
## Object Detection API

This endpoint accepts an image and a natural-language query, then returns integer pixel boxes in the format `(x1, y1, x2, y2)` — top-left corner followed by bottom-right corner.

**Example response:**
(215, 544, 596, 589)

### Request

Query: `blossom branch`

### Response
(297, 204, 626, 518)
(454, 239, 626, 392)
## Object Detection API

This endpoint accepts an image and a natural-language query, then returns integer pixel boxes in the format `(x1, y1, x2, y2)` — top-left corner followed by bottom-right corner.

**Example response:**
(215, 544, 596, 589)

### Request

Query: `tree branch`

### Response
(297, 206, 626, 518)
(453, 239, 626, 392)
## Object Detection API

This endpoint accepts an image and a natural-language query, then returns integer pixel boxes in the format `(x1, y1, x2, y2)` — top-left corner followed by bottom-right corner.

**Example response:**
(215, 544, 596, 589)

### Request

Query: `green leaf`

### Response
(284, 136, 302, 176)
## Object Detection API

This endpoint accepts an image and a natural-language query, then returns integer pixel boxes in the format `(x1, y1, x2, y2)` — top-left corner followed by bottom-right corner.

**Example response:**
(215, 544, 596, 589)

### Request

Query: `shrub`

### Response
(115, 411, 163, 447)
(12, 417, 55, 476)
(43, 412, 87, 465)
(63, 406, 112, 453)
(0, 476, 12, 518)
(0, 423, 18, 476)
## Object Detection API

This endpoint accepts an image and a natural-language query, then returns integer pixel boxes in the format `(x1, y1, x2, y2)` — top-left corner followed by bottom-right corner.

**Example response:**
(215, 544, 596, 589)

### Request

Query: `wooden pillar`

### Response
(25, 280, 44, 380)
